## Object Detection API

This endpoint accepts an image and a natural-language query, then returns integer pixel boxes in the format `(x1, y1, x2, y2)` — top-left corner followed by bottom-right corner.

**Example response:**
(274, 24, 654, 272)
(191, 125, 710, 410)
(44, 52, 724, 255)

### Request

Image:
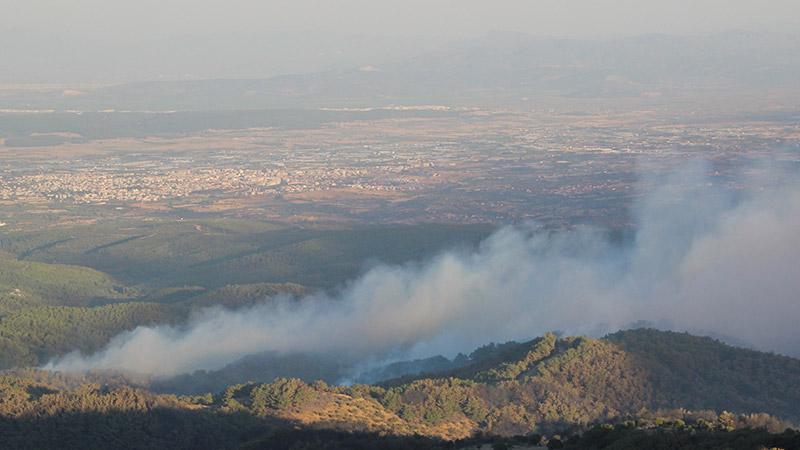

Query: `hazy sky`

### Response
(1, 0, 798, 83)
(2, 0, 799, 38)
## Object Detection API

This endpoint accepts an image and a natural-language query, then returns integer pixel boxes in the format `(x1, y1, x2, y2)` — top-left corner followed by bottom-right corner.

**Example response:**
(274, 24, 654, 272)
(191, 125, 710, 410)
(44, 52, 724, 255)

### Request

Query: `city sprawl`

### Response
(1, 109, 797, 229)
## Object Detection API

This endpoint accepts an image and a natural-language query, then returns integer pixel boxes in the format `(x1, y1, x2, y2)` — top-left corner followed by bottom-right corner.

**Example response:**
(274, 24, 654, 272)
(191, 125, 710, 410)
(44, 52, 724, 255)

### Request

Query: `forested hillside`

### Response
(0, 282, 310, 370)
(1, 330, 798, 449)
(0, 251, 131, 311)
(0, 247, 310, 370)
(0, 222, 487, 371)
(0, 221, 491, 289)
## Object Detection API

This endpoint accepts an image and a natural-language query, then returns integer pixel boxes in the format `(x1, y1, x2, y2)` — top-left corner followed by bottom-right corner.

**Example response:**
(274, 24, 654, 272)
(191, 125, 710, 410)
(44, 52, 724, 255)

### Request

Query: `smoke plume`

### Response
(47, 163, 800, 378)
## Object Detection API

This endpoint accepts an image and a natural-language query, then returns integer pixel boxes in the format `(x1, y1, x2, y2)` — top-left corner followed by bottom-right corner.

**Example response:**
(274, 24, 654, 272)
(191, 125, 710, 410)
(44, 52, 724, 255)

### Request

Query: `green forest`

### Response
(1, 330, 799, 449)
(0, 220, 491, 289)
(0, 222, 486, 370)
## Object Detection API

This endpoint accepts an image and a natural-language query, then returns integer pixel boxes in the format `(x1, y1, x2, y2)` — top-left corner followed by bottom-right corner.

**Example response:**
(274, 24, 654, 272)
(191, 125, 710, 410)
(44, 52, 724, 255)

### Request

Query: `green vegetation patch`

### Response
(0, 251, 131, 307)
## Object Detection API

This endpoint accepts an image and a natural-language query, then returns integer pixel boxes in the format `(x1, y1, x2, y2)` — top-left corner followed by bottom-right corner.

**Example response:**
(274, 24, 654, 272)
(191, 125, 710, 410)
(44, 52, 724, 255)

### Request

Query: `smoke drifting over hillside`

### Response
(48, 164, 800, 378)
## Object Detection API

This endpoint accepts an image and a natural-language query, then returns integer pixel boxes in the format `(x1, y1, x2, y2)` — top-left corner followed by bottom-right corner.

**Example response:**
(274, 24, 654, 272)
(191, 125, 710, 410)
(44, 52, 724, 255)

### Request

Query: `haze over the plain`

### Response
(2, 0, 799, 83)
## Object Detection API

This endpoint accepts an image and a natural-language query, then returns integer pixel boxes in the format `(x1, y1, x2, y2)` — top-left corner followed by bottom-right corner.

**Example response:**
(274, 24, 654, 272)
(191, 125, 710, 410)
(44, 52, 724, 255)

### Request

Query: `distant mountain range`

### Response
(0, 32, 800, 111)
(4, 30, 798, 111)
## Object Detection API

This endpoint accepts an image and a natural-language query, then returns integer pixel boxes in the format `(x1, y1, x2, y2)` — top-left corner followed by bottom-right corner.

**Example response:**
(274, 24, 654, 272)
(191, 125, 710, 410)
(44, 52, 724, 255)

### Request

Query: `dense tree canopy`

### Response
(1, 330, 798, 449)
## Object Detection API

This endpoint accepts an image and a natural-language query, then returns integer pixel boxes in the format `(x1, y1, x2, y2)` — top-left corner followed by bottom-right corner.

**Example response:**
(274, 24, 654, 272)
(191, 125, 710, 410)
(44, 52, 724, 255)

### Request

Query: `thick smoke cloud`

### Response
(47, 164, 800, 378)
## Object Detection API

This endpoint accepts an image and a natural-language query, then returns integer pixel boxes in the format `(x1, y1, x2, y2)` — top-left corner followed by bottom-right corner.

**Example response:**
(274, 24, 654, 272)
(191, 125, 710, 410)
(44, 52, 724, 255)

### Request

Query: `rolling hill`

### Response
(0, 250, 131, 311)
(1, 329, 798, 449)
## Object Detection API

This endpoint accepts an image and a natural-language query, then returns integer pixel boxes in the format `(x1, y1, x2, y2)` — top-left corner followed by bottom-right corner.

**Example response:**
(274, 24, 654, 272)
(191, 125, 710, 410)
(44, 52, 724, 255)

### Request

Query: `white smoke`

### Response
(47, 163, 800, 378)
